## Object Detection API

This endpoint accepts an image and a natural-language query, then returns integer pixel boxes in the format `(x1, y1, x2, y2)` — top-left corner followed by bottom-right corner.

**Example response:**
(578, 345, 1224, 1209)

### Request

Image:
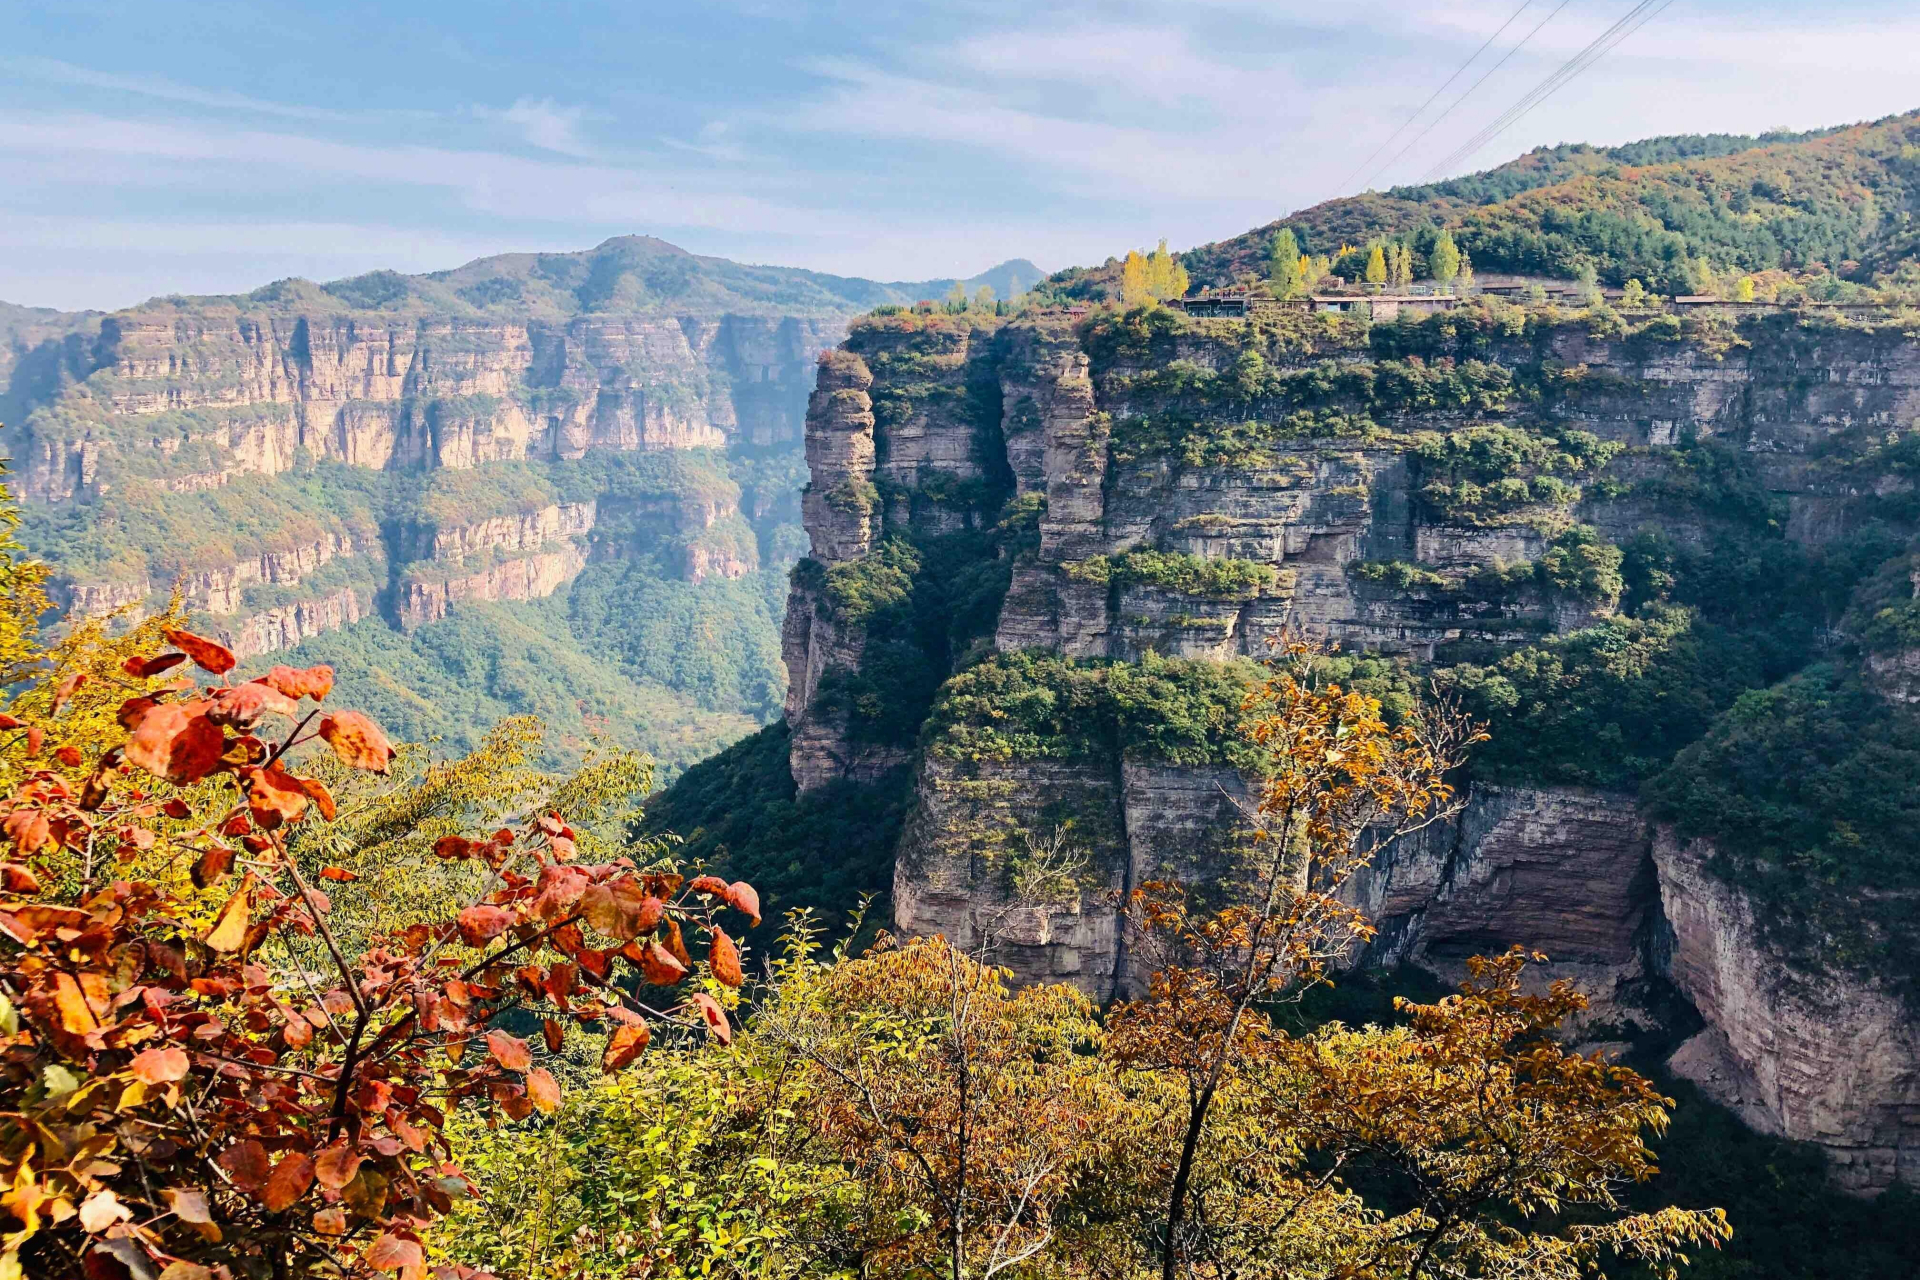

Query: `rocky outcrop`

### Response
(398, 545, 589, 629)
(1655, 830, 1920, 1192)
(787, 306, 1920, 1192)
(1352, 785, 1661, 1033)
(222, 588, 374, 658)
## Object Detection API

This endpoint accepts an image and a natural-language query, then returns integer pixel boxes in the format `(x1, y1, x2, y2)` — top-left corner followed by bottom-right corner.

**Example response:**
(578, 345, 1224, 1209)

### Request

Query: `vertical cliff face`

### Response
(783, 302, 1920, 1190)
(9, 289, 845, 657)
(1655, 830, 1920, 1192)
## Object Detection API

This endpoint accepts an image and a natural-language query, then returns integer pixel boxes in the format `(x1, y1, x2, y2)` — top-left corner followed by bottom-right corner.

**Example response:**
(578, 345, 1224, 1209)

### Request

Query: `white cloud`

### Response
(482, 98, 601, 158)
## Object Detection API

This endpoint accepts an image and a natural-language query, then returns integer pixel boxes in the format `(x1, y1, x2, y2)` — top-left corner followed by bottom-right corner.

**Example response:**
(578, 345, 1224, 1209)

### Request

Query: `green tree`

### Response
(1734, 275, 1757, 302)
(945, 282, 969, 313)
(973, 284, 996, 311)
(1623, 277, 1651, 307)
(1269, 228, 1304, 300)
(1429, 229, 1461, 287)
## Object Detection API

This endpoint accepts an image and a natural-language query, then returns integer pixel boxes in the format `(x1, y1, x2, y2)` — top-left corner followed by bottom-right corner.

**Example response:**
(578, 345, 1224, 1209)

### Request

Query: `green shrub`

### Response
(1064, 550, 1279, 599)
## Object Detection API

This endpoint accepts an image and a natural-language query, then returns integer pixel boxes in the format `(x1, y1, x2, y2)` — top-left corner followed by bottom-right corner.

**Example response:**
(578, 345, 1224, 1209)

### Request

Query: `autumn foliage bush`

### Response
(0, 616, 756, 1280)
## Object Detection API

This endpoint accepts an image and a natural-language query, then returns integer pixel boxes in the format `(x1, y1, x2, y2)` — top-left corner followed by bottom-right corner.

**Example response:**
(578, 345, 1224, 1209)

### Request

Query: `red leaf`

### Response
(261, 1152, 314, 1212)
(312, 1206, 347, 1235)
(162, 628, 237, 675)
(317, 710, 393, 773)
(312, 1142, 362, 1191)
(434, 835, 475, 860)
(54, 744, 82, 768)
(283, 1012, 313, 1049)
(365, 1233, 423, 1273)
(191, 845, 236, 889)
(486, 1030, 531, 1073)
(263, 664, 334, 702)
(688, 874, 730, 898)
(116, 696, 158, 730)
(129, 1045, 189, 1084)
(51, 672, 87, 715)
(218, 1139, 271, 1192)
(708, 927, 744, 988)
(125, 702, 225, 785)
(542, 1018, 564, 1054)
(457, 904, 513, 948)
(687, 992, 732, 1046)
(298, 775, 337, 821)
(601, 1022, 650, 1072)
(207, 681, 297, 729)
(637, 941, 688, 987)
(246, 764, 310, 829)
(4, 809, 52, 855)
(122, 653, 188, 679)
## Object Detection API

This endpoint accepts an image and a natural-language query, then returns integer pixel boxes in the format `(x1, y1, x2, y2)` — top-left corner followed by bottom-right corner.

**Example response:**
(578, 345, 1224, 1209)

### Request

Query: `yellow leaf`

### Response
(202, 880, 251, 953)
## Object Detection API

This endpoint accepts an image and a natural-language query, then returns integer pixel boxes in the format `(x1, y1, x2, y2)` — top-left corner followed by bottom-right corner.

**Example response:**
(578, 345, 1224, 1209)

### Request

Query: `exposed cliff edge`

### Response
(3, 237, 1040, 661)
(779, 300, 1920, 1190)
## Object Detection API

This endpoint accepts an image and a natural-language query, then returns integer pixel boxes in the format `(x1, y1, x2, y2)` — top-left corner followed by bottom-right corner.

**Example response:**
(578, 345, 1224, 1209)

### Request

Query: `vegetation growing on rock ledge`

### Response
(1062, 549, 1281, 599)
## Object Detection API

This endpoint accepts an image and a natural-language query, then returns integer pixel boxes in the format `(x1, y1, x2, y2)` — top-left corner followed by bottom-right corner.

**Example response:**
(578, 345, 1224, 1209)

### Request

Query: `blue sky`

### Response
(3, 0, 1917, 311)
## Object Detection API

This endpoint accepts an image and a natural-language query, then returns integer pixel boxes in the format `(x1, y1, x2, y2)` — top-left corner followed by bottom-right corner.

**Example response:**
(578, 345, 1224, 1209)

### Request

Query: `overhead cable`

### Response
(1357, 0, 1578, 194)
(1333, 0, 1540, 198)
(1420, 0, 1677, 181)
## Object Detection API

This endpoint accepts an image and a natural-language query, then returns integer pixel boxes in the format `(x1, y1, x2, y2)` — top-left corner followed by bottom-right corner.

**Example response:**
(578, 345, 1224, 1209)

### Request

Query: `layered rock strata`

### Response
(782, 306, 1920, 1190)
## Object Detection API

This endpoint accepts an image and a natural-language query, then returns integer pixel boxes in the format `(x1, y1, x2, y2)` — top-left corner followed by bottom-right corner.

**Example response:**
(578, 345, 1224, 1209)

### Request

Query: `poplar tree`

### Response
(1364, 244, 1388, 287)
(1269, 228, 1303, 300)
(1429, 229, 1461, 286)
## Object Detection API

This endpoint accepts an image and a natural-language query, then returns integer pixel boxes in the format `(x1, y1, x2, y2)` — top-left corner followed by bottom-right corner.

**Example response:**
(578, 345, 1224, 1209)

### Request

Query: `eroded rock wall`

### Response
(787, 308, 1920, 1191)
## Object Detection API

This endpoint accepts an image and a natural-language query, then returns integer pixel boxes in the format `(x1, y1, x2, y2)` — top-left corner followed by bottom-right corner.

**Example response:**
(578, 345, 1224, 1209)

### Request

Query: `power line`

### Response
(1421, 0, 1677, 181)
(1333, 0, 1539, 198)
(1355, 0, 1578, 195)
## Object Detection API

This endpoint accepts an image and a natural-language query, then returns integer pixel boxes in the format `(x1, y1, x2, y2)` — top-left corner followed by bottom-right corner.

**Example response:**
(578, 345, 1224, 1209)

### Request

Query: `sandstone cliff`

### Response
(781, 301, 1920, 1190)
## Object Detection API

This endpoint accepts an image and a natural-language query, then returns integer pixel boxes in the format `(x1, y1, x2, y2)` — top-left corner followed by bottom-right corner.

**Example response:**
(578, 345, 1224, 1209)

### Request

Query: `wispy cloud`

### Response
(479, 98, 602, 158)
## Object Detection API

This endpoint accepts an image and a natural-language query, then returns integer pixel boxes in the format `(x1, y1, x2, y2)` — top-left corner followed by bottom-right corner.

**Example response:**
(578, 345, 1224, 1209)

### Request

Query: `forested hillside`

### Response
(1057, 110, 1920, 299)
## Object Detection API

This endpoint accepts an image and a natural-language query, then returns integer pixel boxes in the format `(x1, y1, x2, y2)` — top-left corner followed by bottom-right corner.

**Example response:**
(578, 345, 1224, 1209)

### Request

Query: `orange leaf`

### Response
(365, 1233, 423, 1273)
(486, 1030, 531, 1073)
(312, 1142, 363, 1191)
(601, 1022, 650, 1072)
(458, 904, 513, 948)
(261, 1152, 314, 1212)
(50, 971, 100, 1036)
(580, 877, 654, 941)
(246, 764, 310, 829)
(317, 710, 393, 774)
(51, 672, 87, 716)
(637, 941, 688, 987)
(688, 874, 730, 898)
(283, 1013, 313, 1049)
(542, 1018, 564, 1054)
(312, 1206, 347, 1235)
(202, 881, 251, 953)
(163, 628, 237, 675)
(297, 775, 337, 821)
(318, 866, 358, 883)
(4, 808, 52, 855)
(264, 664, 334, 702)
(433, 835, 475, 860)
(727, 881, 762, 928)
(526, 1067, 561, 1114)
(686, 992, 732, 1047)
(129, 1045, 189, 1084)
(123, 653, 188, 679)
(54, 745, 82, 768)
(125, 702, 225, 785)
(208, 681, 297, 729)
(708, 928, 744, 988)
